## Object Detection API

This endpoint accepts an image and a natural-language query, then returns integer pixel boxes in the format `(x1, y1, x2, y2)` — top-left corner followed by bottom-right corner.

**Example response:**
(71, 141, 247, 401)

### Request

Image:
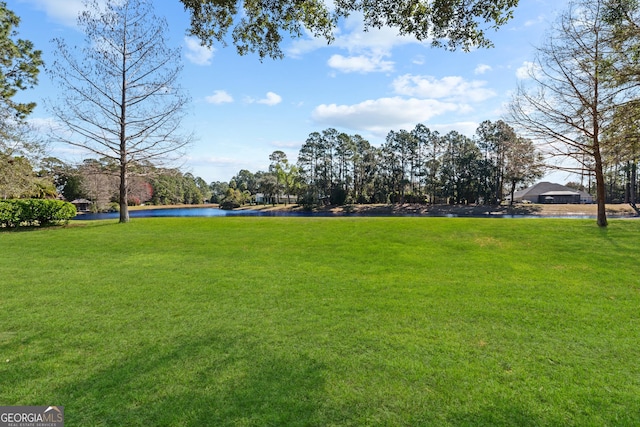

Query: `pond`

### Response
(72, 206, 606, 220)
(74, 207, 330, 220)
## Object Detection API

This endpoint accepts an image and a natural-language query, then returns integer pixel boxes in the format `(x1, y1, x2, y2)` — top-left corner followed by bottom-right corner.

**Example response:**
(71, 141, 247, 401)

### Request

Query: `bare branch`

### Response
(47, 0, 191, 222)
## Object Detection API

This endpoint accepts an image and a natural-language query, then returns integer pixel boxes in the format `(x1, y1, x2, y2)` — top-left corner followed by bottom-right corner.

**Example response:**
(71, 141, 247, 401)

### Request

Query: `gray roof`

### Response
(514, 182, 570, 198)
(513, 182, 593, 201)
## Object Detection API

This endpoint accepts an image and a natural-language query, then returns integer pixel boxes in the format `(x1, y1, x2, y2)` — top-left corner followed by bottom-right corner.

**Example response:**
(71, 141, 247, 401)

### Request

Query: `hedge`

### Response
(0, 199, 77, 228)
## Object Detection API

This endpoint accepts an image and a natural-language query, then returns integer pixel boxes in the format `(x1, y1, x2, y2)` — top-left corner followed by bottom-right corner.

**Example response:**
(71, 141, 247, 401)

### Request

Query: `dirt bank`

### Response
(237, 203, 639, 217)
(129, 202, 638, 217)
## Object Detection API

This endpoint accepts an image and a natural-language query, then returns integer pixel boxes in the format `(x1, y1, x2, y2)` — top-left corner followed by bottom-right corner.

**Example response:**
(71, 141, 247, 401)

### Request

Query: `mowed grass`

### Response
(1, 217, 639, 426)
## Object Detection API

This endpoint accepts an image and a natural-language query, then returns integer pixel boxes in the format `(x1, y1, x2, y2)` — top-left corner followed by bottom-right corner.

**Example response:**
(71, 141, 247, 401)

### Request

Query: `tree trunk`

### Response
(509, 179, 517, 206)
(632, 160, 637, 205)
(119, 162, 129, 223)
(593, 152, 608, 227)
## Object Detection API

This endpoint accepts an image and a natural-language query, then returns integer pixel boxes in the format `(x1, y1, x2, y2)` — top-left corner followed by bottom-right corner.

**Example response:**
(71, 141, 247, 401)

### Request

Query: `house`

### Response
(538, 191, 581, 204)
(71, 199, 91, 212)
(512, 182, 593, 204)
(255, 193, 298, 204)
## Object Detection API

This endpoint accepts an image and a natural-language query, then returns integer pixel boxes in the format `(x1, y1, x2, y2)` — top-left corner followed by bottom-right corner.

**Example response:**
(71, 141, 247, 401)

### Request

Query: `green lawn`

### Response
(1, 217, 639, 426)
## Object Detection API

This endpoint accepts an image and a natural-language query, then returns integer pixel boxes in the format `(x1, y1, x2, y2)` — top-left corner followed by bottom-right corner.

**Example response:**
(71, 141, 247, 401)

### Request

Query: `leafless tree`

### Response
(48, 0, 191, 222)
(509, 0, 639, 227)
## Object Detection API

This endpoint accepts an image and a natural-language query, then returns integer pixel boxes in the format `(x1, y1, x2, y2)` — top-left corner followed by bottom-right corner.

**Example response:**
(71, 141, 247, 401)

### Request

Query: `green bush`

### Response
(0, 199, 77, 228)
(219, 199, 241, 210)
(0, 201, 20, 228)
(219, 188, 245, 210)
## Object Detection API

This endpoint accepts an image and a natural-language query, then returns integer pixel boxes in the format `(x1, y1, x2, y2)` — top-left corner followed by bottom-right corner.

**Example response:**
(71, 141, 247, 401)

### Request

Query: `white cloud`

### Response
(27, 116, 77, 141)
(516, 61, 541, 80)
(188, 156, 245, 167)
(392, 74, 496, 103)
(271, 140, 301, 149)
(257, 92, 282, 106)
(205, 90, 234, 104)
(334, 17, 419, 54)
(312, 97, 461, 135)
(184, 37, 214, 66)
(27, 116, 94, 158)
(474, 64, 492, 75)
(327, 54, 394, 73)
(26, 117, 57, 132)
(20, 0, 86, 25)
(286, 34, 330, 59)
(412, 55, 426, 65)
(309, 69, 501, 135)
(524, 15, 545, 27)
(287, 12, 426, 72)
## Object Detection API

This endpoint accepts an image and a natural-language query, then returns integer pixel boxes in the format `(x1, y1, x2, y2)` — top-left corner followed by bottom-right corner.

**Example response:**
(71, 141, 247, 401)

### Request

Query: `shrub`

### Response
(0, 201, 20, 228)
(219, 200, 241, 210)
(330, 188, 348, 206)
(0, 199, 77, 228)
(219, 188, 245, 210)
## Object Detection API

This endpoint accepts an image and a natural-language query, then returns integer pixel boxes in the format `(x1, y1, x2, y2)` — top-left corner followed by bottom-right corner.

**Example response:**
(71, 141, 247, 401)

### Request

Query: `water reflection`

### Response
(73, 207, 606, 220)
(75, 207, 327, 220)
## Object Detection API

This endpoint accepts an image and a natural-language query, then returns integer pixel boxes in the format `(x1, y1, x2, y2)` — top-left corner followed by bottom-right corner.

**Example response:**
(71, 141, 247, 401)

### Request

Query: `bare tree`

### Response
(48, 0, 191, 222)
(509, 0, 639, 227)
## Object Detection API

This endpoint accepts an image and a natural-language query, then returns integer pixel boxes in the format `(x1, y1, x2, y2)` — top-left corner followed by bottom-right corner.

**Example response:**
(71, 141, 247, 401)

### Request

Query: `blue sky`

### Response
(11, 0, 572, 183)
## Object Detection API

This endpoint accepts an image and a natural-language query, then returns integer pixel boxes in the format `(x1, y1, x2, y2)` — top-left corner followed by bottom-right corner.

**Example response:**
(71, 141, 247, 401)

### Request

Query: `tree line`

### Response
(40, 157, 211, 212)
(215, 121, 544, 208)
(3, 0, 640, 228)
(5, 117, 636, 213)
(1, 0, 523, 222)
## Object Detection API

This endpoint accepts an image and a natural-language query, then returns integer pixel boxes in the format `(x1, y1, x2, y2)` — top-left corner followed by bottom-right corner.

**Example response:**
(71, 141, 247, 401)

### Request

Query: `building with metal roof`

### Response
(512, 182, 593, 204)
